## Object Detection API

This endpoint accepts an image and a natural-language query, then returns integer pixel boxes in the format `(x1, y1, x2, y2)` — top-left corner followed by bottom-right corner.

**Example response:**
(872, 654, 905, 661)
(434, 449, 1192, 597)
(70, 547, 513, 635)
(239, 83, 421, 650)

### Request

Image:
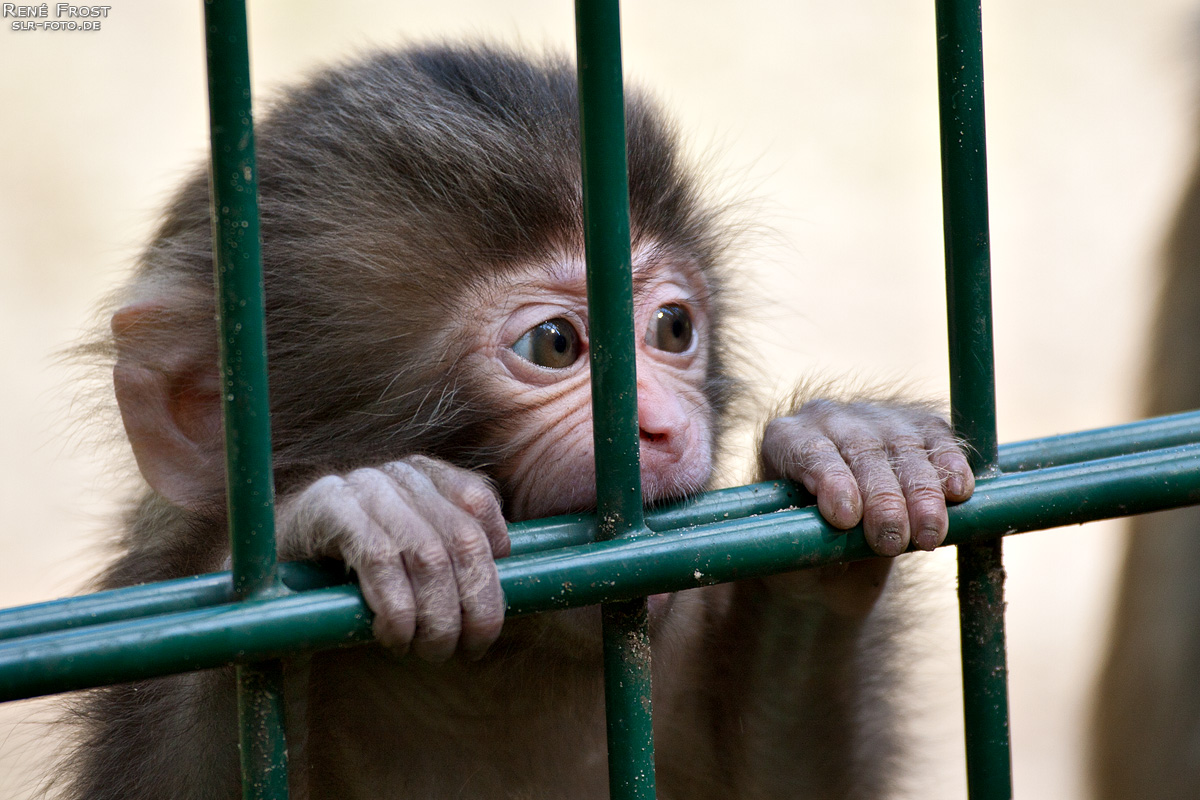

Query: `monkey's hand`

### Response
(761, 399, 975, 557)
(276, 455, 509, 662)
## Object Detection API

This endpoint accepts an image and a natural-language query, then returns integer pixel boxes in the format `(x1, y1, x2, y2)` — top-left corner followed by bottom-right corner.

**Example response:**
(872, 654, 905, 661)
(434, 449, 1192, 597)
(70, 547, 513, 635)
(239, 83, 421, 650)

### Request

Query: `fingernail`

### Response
(915, 527, 940, 551)
(947, 474, 964, 497)
(877, 527, 904, 556)
(836, 495, 856, 523)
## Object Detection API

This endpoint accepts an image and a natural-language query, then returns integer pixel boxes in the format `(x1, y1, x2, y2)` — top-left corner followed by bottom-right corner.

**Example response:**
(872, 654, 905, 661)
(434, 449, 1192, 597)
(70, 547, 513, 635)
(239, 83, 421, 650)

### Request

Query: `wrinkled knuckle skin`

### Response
(438, 523, 489, 561)
(907, 484, 948, 508)
(840, 439, 888, 465)
(457, 529, 496, 563)
(797, 434, 837, 463)
(359, 567, 416, 647)
(382, 459, 423, 489)
(373, 600, 417, 641)
(407, 543, 453, 577)
(455, 481, 502, 520)
(864, 492, 907, 521)
(886, 436, 927, 457)
(816, 469, 855, 499)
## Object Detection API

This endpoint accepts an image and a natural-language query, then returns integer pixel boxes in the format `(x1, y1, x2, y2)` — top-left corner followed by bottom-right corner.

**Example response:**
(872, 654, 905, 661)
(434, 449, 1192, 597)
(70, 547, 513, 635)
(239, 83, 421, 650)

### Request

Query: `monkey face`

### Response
(462, 245, 715, 521)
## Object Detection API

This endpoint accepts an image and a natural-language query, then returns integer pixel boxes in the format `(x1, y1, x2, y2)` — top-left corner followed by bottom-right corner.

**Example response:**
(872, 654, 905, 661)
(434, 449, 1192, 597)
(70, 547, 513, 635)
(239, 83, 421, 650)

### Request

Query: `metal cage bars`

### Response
(934, 2, 1012, 796)
(575, 2, 658, 797)
(2, 423, 1199, 690)
(203, 1, 288, 797)
(0, 2, 1197, 800)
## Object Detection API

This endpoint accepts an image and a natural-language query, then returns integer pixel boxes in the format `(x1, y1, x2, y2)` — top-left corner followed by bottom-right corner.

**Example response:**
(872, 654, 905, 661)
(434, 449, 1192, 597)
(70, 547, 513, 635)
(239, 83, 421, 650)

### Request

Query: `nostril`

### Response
(640, 428, 667, 444)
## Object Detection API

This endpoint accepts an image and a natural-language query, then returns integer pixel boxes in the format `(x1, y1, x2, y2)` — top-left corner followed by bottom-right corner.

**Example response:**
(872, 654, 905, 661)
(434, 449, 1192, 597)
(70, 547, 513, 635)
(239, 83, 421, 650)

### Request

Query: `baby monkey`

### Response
(63, 45, 973, 799)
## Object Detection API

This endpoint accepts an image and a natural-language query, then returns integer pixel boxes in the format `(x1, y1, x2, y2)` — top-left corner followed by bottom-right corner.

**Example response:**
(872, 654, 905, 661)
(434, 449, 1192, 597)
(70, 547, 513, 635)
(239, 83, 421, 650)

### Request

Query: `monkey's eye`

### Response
(645, 304, 694, 354)
(512, 318, 582, 369)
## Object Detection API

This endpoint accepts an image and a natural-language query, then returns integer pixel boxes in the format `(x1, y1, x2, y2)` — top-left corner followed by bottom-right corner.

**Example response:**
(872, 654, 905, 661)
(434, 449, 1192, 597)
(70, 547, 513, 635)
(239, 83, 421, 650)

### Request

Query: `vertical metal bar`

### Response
(204, 0, 279, 598)
(236, 660, 290, 797)
(203, 2, 289, 798)
(934, 1, 1013, 798)
(574, 2, 657, 799)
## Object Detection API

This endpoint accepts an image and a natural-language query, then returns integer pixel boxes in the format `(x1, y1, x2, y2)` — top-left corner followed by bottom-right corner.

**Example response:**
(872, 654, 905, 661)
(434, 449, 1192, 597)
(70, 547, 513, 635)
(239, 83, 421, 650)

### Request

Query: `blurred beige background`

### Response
(1, 1, 1196, 797)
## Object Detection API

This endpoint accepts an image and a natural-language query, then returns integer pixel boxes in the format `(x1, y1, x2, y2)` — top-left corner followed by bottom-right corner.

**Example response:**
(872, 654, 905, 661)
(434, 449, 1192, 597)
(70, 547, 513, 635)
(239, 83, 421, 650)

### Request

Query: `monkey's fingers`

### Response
(840, 438, 912, 557)
(357, 558, 419, 656)
(400, 493, 504, 661)
(366, 464, 471, 663)
(345, 467, 452, 657)
(380, 461, 505, 661)
(409, 455, 510, 558)
(928, 439, 975, 502)
(401, 542, 465, 664)
(765, 411, 917, 554)
(280, 472, 422, 654)
(761, 417, 864, 529)
(441, 524, 505, 661)
(888, 437, 950, 551)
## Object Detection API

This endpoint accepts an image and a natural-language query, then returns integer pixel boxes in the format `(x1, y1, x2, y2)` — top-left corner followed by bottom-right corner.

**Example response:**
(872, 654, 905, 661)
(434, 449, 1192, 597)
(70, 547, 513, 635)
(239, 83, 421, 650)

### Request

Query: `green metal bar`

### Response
(575, 0, 644, 537)
(937, 3, 999, 469)
(0, 586, 372, 701)
(600, 597, 655, 796)
(503, 443, 1200, 612)
(574, 1, 656, 797)
(0, 574, 236, 642)
(509, 480, 810, 555)
(205, 0, 278, 599)
(203, 1, 288, 798)
(238, 660, 290, 799)
(3, 442, 1199, 703)
(7, 409, 1200, 643)
(0, 562, 341, 643)
(997, 410, 1200, 471)
(935, 0, 1011, 796)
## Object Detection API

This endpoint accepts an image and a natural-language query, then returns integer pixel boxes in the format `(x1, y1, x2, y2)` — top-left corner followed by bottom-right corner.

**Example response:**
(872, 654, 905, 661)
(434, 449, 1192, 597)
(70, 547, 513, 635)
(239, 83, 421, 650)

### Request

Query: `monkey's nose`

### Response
(636, 381, 686, 452)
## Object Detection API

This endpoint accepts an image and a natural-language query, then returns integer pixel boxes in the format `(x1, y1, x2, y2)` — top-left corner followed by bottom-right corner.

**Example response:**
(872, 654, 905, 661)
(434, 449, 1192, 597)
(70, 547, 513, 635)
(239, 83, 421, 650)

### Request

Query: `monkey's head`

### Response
(109, 44, 737, 522)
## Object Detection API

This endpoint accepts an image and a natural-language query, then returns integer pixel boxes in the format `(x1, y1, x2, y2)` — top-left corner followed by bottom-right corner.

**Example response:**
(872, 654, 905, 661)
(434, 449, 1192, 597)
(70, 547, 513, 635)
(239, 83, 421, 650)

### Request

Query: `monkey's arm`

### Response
(112, 302, 511, 662)
(671, 400, 975, 795)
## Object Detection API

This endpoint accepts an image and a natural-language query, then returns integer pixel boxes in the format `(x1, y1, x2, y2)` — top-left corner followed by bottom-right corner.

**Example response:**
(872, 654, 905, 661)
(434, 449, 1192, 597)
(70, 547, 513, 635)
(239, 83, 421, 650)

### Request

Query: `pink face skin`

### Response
(461, 245, 715, 523)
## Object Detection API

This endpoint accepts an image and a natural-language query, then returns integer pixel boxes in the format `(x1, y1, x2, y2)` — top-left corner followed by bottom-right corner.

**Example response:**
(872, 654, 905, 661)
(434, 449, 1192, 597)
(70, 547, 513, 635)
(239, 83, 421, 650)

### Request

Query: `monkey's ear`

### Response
(112, 302, 226, 511)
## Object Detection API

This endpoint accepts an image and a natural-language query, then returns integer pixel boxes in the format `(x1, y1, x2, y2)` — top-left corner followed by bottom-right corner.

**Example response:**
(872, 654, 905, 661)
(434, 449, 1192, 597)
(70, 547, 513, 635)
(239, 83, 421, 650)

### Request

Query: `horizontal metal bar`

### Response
(997, 409, 1200, 471)
(1, 409, 1193, 647)
(0, 562, 344, 643)
(0, 574, 235, 642)
(5, 411, 1198, 643)
(510, 410, 1200, 550)
(0, 586, 372, 701)
(508, 480, 811, 554)
(500, 443, 1200, 612)
(1, 442, 1197, 703)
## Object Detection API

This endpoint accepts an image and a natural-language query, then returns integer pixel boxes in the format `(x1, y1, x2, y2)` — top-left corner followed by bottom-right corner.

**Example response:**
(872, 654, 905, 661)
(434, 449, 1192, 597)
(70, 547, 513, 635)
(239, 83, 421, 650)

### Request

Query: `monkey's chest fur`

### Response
(300, 643, 614, 798)
(281, 610, 751, 800)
